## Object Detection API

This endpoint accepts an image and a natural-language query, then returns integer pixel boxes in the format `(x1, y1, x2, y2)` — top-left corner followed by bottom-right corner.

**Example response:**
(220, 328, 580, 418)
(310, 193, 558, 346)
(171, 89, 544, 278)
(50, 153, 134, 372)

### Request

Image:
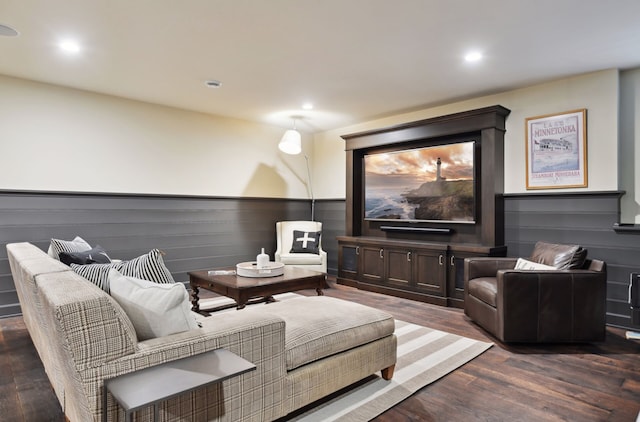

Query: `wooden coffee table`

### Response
(189, 266, 328, 313)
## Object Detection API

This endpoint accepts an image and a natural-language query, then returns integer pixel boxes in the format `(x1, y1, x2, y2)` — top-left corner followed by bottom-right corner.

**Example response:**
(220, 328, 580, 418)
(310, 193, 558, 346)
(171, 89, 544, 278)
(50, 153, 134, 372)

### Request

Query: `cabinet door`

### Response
(338, 243, 359, 281)
(413, 248, 446, 296)
(447, 251, 477, 304)
(386, 248, 412, 287)
(360, 246, 384, 283)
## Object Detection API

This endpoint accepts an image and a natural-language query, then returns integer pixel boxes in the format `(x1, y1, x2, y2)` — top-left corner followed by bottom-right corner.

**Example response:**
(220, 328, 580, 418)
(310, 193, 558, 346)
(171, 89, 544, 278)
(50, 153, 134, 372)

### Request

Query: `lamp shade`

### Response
(278, 129, 302, 155)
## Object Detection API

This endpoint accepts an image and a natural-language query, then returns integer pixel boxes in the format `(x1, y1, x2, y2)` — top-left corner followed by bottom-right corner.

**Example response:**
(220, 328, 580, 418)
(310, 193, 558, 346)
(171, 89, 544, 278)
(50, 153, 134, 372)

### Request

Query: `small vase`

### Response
(257, 248, 269, 269)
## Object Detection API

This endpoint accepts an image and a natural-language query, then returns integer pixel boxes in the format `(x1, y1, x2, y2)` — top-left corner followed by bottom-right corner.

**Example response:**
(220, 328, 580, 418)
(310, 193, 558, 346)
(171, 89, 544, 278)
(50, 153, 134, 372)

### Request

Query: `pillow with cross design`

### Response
(290, 230, 321, 254)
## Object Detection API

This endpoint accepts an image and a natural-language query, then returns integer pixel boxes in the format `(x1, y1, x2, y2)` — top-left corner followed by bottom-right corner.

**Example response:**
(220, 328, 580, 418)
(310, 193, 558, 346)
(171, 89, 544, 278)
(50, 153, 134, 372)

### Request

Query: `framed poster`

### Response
(525, 109, 587, 189)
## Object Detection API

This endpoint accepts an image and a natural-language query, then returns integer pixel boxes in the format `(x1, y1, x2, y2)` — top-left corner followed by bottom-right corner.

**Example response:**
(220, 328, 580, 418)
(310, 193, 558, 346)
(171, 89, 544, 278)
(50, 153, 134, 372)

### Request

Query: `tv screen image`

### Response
(364, 141, 475, 223)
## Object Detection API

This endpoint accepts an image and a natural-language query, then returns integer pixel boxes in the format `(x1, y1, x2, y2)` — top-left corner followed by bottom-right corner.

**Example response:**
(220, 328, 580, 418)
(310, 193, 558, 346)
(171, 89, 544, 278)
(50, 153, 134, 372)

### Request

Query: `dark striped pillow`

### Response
(71, 262, 122, 292)
(59, 245, 112, 266)
(72, 249, 175, 293)
(48, 236, 92, 260)
(119, 249, 175, 284)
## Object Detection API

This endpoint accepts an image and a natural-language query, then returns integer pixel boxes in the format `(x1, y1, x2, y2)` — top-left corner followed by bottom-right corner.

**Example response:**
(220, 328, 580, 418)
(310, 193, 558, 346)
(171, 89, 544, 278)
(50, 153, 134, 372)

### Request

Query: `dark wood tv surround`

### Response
(337, 105, 511, 308)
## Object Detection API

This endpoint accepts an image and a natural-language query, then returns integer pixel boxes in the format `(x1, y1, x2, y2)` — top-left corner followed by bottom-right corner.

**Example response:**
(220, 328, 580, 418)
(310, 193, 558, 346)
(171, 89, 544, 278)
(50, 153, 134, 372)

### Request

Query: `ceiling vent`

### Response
(205, 80, 222, 88)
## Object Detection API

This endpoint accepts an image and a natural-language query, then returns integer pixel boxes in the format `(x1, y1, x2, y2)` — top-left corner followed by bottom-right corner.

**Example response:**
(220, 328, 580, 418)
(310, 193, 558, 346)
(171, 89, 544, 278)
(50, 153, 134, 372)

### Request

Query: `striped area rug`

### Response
(289, 319, 492, 421)
(197, 291, 302, 310)
(198, 293, 492, 421)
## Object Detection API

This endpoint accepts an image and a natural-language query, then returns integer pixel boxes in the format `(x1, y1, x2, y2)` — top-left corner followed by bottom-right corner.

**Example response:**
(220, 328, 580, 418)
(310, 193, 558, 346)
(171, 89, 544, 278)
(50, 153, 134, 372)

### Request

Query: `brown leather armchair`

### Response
(464, 241, 607, 343)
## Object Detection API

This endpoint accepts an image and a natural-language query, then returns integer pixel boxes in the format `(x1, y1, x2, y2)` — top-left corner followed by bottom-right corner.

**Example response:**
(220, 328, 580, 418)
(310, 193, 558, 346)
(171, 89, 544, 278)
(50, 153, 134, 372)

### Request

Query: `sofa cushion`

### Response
(514, 258, 556, 271)
(290, 230, 321, 254)
(529, 241, 587, 270)
(48, 236, 91, 260)
(59, 245, 111, 266)
(244, 296, 394, 371)
(277, 253, 323, 265)
(468, 277, 498, 307)
(71, 249, 174, 292)
(108, 269, 198, 340)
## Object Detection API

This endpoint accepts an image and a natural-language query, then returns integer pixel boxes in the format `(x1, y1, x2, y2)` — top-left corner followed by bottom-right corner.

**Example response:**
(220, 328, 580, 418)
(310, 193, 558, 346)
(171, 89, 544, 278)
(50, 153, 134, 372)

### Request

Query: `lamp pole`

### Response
(304, 154, 315, 221)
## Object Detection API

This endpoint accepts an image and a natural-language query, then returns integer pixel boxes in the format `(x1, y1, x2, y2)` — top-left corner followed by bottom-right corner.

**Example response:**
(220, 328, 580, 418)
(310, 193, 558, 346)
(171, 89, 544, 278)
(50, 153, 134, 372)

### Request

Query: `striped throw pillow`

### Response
(71, 262, 122, 292)
(48, 236, 92, 260)
(119, 249, 175, 284)
(72, 249, 175, 292)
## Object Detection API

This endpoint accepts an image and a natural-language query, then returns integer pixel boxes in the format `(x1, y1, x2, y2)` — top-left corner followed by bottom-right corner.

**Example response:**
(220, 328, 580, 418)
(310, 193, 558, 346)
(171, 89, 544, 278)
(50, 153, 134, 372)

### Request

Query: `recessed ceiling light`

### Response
(464, 51, 483, 63)
(205, 80, 222, 88)
(0, 23, 19, 37)
(59, 39, 81, 54)
(302, 102, 313, 110)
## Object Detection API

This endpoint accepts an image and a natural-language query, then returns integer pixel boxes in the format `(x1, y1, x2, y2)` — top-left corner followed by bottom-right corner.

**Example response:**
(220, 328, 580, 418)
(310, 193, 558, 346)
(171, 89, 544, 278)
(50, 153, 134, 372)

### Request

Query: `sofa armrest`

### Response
(83, 311, 287, 422)
(464, 257, 518, 281)
(496, 269, 607, 342)
(37, 272, 139, 368)
(497, 268, 607, 305)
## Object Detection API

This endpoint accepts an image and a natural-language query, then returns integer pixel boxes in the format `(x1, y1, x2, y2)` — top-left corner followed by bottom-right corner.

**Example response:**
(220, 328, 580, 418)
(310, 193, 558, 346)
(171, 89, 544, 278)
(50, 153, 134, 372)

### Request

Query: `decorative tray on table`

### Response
(236, 261, 285, 278)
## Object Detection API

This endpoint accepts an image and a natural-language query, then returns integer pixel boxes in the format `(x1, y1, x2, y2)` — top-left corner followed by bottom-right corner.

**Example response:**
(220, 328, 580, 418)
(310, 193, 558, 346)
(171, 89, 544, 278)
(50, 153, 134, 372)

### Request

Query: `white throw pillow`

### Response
(514, 258, 557, 271)
(108, 269, 199, 340)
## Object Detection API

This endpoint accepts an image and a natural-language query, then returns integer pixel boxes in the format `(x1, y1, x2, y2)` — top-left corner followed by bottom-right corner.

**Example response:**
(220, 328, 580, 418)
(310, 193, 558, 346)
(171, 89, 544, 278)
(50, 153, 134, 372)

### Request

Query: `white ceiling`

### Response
(2, 0, 640, 133)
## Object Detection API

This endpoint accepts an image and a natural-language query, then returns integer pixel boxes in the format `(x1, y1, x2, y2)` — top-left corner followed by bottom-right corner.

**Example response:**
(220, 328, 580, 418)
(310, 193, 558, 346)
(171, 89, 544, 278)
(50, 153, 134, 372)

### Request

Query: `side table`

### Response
(103, 348, 256, 422)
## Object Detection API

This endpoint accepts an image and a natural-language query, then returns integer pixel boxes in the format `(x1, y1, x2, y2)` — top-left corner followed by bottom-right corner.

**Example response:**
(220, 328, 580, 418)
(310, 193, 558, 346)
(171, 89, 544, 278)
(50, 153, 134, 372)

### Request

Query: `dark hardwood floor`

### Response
(1, 280, 639, 421)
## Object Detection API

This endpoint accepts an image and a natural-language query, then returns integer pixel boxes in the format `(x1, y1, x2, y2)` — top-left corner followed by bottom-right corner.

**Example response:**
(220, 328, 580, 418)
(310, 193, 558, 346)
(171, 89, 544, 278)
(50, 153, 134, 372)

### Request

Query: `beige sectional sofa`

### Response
(7, 242, 397, 421)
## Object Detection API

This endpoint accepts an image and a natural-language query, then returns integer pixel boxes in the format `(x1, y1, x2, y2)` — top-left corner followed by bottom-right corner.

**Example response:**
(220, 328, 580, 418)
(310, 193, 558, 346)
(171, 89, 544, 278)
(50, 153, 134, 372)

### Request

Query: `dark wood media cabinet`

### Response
(339, 105, 511, 308)
(337, 236, 506, 308)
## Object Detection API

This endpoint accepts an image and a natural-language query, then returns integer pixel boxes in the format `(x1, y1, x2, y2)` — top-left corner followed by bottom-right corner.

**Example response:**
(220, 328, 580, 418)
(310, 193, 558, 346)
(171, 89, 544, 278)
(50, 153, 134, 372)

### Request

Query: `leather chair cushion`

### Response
(529, 241, 587, 270)
(468, 277, 498, 307)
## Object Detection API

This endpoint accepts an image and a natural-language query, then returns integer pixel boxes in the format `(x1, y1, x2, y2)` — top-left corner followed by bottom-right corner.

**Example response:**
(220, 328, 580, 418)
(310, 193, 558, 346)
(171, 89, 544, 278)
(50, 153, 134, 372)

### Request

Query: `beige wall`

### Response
(2, 69, 635, 222)
(313, 69, 620, 199)
(0, 75, 313, 198)
(620, 68, 640, 223)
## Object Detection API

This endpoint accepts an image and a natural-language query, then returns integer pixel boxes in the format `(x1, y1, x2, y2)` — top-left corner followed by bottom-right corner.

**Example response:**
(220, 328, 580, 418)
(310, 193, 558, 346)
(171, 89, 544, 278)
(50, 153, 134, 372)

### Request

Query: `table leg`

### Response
(191, 285, 200, 313)
(316, 288, 324, 296)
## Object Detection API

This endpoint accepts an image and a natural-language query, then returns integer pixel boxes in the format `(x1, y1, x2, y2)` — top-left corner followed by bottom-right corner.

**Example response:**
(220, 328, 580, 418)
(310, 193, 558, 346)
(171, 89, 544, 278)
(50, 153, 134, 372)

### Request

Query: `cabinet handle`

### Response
(407, 251, 411, 262)
(450, 255, 455, 266)
(379, 248, 384, 259)
(439, 254, 444, 266)
(356, 246, 359, 255)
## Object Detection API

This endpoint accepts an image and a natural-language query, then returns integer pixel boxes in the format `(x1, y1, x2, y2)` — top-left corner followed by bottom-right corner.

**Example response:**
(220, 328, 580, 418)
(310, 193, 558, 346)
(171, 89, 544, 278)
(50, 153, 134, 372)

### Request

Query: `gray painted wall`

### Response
(0, 191, 338, 318)
(2, 190, 638, 332)
(504, 191, 639, 330)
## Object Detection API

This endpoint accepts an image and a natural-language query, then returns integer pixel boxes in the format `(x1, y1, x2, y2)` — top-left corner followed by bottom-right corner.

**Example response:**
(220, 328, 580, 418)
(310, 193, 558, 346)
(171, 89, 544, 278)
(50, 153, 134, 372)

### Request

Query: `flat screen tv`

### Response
(364, 141, 476, 223)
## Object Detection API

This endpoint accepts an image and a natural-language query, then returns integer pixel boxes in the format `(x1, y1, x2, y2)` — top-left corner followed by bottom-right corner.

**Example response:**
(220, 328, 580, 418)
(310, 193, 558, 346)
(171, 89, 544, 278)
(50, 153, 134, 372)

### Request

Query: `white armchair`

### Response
(275, 221, 327, 273)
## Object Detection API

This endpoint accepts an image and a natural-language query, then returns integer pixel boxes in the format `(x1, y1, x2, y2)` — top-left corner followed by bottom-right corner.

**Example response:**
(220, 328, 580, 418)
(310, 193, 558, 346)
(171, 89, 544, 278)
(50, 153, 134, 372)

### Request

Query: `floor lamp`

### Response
(278, 123, 315, 221)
